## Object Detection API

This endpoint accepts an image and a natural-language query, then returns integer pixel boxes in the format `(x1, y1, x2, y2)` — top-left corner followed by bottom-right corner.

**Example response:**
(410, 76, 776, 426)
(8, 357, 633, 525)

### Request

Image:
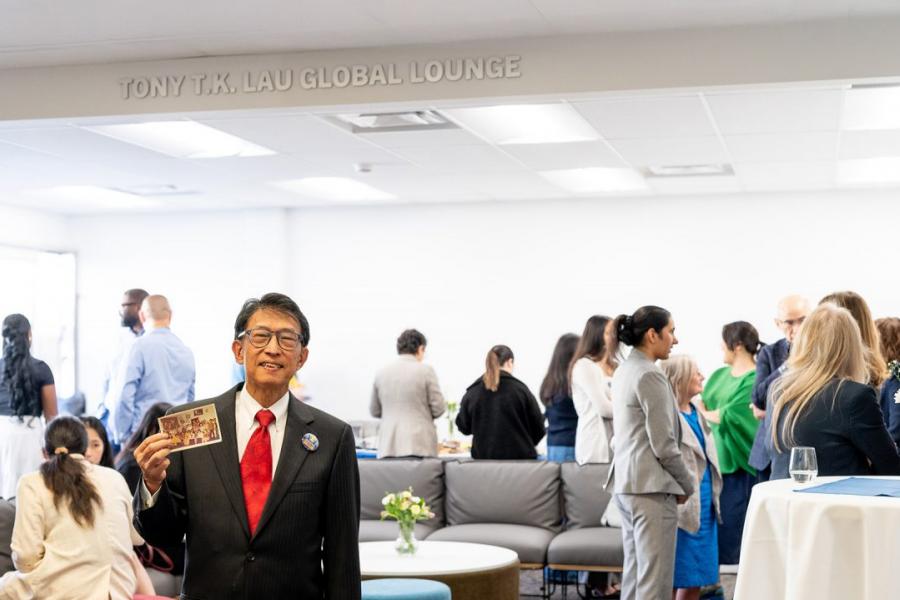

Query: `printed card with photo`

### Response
(158, 404, 222, 452)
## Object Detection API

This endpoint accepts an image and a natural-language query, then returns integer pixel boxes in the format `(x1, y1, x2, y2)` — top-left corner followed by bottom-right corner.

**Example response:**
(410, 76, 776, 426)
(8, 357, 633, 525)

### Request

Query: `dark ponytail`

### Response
(722, 321, 763, 357)
(483, 345, 514, 392)
(2, 314, 37, 420)
(612, 306, 672, 354)
(40, 417, 102, 528)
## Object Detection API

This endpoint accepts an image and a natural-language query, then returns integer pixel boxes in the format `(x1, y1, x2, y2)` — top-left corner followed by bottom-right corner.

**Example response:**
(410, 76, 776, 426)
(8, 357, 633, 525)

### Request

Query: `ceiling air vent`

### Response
(330, 110, 457, 134)
(642, 164, 734, 178)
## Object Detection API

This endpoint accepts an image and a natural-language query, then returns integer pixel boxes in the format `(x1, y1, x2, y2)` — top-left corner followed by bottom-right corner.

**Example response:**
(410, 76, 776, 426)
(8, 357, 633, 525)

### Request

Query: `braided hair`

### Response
(2, 314, 37, 419)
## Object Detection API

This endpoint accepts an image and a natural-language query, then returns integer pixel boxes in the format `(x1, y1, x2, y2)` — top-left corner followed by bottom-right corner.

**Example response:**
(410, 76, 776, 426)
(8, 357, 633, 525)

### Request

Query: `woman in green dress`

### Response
(700, 321, 761, 566)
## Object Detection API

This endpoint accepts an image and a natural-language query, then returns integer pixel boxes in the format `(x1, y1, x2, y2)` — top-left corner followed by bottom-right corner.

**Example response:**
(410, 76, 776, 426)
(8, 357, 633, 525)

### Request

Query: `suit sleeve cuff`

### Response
(140, 480, 162, 509)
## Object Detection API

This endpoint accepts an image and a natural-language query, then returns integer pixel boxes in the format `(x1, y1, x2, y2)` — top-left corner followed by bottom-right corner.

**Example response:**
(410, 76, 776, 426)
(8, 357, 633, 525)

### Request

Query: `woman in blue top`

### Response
(661, 355, 722, 600)
(539, 333, 580, 462)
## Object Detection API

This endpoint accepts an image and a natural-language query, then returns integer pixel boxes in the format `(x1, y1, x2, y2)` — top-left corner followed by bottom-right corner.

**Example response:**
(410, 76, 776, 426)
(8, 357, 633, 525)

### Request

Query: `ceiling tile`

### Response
(648, 175, 741, 195)
(610, 136, 728, 167)
(734, 160, 835, 191)
(705, 89, 843, 134)
(359, 127, 484, 149)
(500, 141, 624, 170)
(197, 115, 371, 153)
(389, 144, 524, 172)
(573, 95, 716, 139)
(839, 130, 900, 160)
(725, 131, 838, 163)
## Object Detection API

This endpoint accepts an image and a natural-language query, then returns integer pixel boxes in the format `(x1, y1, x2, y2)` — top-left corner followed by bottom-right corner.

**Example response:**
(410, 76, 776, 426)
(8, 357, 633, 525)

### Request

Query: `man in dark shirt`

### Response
(748, 295, 810, 480)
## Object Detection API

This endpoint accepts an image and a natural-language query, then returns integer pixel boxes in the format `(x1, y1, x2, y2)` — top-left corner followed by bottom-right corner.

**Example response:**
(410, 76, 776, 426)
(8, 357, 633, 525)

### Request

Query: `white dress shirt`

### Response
(141, 388, 290, 507)
(571, 357, 614, 464)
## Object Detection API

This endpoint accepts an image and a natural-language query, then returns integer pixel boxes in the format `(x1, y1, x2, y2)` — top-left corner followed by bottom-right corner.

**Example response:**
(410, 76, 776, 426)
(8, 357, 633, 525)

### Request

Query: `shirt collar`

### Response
(238, 387, 289, 432)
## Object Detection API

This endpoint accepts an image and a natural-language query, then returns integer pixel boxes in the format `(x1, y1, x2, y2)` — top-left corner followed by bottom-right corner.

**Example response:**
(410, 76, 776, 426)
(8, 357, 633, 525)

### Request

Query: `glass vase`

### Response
(394, 520, 418, 556)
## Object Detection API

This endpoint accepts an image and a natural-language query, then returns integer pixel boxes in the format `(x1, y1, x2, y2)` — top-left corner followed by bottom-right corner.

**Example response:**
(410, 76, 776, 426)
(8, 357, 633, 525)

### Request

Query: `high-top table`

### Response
(734, 476, 900, 600)
(359, 540, 519, 600)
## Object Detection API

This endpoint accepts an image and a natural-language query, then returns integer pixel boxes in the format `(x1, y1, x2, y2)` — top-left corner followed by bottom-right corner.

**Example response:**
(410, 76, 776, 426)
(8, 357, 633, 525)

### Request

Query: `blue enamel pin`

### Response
(302, 433, 319, 452)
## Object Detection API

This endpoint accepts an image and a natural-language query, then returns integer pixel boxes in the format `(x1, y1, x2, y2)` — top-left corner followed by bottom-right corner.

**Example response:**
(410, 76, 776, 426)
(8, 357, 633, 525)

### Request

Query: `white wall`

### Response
(70, 208, 291, 412)
(0, 205, 69, 251)
(58, 189, 900, 422)
(287, 189, 900, 421)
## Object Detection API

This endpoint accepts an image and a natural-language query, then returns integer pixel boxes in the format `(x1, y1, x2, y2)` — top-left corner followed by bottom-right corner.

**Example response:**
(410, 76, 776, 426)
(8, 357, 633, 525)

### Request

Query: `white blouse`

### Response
(571, 357, 614, 464)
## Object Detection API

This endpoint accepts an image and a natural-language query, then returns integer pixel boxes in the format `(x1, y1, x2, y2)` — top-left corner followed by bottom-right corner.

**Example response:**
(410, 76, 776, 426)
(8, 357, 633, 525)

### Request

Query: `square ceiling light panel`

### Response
(842, 85, 900, 131)
(83, 121, 276, 159)
(442, 103, 600, 145)
(539, 167, 648, 193)
(271, 177, 396, 202)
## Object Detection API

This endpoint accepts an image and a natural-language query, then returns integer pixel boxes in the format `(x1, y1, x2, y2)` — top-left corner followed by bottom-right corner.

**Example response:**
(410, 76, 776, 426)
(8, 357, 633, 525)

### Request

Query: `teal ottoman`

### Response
(362, 578, 452, 600)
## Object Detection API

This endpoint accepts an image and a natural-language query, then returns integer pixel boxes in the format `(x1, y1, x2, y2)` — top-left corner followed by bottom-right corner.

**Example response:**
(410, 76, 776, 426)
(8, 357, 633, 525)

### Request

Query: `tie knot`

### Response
(255, 409, 275, 428)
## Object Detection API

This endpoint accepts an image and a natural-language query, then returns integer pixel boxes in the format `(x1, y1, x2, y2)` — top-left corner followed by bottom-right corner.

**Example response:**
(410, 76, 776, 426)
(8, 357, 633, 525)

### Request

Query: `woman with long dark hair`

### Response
(0, 314, 57, 499)
(609, 306, 694, 600)
(81, 416, 116, 469)
(539, 333, 580, 463)
(700, 321, 762, 567)
(0, 416, 156, 599)
(570, 315, 617, 465)
(115, 402, 172, 494)
(456, 345, 546, 459)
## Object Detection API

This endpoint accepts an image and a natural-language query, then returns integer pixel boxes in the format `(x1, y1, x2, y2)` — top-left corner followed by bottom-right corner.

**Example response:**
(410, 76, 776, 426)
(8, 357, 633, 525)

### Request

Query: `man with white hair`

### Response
(114, 294, 195, 444)
(748, 294, 811, 481)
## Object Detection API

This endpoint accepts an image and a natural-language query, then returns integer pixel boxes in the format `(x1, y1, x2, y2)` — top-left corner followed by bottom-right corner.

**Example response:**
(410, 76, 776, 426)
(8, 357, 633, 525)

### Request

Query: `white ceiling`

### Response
(3, 83, 900, 214)
(2, 0, 900, 69)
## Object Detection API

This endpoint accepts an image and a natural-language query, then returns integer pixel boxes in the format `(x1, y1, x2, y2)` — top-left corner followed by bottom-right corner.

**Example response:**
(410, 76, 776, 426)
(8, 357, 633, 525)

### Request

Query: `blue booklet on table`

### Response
(794, 477, 900, 497)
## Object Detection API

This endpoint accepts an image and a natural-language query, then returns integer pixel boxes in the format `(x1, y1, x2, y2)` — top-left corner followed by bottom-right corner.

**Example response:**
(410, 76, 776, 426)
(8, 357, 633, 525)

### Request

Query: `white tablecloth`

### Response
(359, 541, 518, 576)
(734, 477, 900, 600)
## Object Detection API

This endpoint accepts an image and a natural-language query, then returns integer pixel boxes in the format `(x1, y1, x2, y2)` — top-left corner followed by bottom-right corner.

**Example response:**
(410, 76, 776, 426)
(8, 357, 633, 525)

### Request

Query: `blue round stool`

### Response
(361, 578, 451, 600)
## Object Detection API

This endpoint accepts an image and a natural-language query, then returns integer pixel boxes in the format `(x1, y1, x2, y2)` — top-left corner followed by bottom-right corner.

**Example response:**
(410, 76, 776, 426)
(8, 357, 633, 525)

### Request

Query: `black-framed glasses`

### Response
(238, 327, 302, 351)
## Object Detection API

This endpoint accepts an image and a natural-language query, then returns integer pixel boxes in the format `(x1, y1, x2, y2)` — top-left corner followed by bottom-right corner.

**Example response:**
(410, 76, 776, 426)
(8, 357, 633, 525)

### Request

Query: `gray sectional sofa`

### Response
(358, 458, 624, 575)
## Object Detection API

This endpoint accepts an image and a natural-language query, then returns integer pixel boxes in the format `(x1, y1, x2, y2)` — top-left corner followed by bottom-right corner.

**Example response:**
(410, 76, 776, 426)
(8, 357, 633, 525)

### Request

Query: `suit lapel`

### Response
(207, 389, 251, 540)
(253, 394, 315, 538)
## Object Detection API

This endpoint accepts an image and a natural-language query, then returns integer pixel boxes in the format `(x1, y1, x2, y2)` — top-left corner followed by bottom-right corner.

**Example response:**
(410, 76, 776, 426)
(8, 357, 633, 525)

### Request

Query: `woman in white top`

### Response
(0, 416, 155, 600)
(570, 315, 617, 465)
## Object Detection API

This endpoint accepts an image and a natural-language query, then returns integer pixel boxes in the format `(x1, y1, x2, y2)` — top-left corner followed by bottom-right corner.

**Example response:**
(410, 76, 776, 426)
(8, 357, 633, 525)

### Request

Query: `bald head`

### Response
(140, 295, 172, 328)
(776, 294, 811, 343)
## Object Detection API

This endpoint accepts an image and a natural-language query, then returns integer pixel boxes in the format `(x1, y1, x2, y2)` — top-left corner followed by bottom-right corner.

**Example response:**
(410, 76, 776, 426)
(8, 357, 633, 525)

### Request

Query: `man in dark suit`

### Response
(133, 293, 361, 599)
(748, 294, 810, 481)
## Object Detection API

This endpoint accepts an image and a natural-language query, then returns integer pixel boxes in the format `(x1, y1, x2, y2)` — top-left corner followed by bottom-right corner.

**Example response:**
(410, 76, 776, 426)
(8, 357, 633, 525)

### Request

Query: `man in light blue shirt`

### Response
(114, 294, 195, 444)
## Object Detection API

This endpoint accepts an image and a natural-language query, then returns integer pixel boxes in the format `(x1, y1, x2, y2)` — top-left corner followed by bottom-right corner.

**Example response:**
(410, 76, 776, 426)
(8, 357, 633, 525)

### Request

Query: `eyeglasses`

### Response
(777, 317, 806, 328)
(238, 328, 303, 351)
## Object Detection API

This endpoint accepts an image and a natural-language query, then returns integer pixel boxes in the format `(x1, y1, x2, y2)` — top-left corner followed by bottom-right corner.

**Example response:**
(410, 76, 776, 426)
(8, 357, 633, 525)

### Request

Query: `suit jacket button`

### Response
(246, 552, 255, 562)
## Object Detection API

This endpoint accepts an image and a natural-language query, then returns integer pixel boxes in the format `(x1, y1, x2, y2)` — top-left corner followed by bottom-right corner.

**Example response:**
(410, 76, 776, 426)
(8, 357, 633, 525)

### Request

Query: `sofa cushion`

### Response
(0, 499, 14, 575)
(426, 523, 554, 565)
(444, 460, 561, 530)
(359, 458, 445, 525)
(560, 462, 612, 529)
(546, 527, 624, 568)
(359, 519, 438, 543)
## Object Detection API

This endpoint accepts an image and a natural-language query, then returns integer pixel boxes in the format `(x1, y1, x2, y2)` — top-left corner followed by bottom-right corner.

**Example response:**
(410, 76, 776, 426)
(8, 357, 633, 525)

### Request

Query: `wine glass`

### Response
(789, 446, 818, 484)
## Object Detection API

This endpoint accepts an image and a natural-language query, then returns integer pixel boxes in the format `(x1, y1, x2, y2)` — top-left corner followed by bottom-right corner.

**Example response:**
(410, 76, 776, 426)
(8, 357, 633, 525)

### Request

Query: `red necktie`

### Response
(240, 409, 275, 535)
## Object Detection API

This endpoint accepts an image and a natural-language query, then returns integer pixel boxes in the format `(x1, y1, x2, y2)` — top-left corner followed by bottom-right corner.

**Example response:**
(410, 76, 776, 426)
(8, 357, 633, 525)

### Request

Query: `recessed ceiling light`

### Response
(82, 121, 276, 159)
(334, 111, 454, 133)
(442, 104, 599, 145)
(25, 185, 159, 208)
(843, 85, 900, 131)
(837, 157, 900, 185)
(271, 177, 396, 202)
(539, 167, 648, 193)
(644, 164, 733, 177)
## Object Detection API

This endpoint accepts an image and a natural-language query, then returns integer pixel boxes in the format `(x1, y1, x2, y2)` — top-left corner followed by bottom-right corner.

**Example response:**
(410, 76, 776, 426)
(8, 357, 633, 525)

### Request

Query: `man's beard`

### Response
(121, 314, 139, 328)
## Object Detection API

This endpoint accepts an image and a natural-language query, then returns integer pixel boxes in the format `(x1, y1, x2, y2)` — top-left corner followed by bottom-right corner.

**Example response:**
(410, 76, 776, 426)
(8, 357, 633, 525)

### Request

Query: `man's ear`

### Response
(232, 339, 244, 365)
(295, 346, 310, 371)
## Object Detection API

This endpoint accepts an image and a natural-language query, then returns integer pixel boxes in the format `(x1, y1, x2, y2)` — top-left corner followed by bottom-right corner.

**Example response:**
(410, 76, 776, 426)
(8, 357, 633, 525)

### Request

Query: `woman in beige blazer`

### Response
(661, 355, 722, 600)
(0, 416, 150, 600)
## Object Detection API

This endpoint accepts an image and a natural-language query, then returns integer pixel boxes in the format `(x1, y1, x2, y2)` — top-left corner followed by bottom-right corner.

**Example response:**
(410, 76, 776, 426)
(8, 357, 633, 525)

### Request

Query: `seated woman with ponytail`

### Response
(0, 416, 161, 600)
(608, 306, 695, 600)
(456, 345, 546, 459)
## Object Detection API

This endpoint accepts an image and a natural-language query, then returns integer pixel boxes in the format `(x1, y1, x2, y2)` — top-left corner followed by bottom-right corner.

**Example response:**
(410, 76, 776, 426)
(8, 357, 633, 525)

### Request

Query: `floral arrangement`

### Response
(381, 488, 434, 555)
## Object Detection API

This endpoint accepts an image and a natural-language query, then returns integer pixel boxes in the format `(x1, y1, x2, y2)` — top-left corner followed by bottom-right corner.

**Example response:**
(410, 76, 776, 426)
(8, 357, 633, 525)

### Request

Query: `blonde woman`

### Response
(819, 291, 887, 387)
(661, 356, 722, 600)
(769, 304, 900, 479)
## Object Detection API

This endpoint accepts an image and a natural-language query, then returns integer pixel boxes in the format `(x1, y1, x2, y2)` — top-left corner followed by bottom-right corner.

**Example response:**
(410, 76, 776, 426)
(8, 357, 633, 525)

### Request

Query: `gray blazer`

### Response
(371, 355, 446, 458)
(608, 349, 695, 496)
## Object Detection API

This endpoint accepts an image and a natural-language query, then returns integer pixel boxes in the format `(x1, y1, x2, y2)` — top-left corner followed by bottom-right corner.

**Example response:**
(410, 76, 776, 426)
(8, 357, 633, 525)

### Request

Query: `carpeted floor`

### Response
(518, 571, 737, 599)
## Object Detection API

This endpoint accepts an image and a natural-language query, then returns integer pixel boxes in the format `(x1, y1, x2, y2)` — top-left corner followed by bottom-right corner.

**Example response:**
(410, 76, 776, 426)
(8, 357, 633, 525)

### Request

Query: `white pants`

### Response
(0, 417, 44, 500)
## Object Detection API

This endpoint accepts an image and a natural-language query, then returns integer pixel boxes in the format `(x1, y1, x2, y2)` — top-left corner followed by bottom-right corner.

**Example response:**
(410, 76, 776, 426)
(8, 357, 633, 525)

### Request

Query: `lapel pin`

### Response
(302, 433, 319, 452)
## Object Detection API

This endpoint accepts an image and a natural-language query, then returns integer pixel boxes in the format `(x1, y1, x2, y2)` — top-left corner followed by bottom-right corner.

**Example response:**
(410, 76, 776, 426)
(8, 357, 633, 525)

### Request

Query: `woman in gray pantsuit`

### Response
(608, 306, 695, 600)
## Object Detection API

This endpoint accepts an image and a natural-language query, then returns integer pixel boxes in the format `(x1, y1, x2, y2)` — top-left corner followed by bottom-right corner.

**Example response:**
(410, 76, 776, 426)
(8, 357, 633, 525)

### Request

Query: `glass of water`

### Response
(789, 446, 818, 483)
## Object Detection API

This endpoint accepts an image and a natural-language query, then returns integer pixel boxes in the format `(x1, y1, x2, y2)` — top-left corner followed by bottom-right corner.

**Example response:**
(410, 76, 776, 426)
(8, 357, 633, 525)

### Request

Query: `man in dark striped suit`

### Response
(133, 293, 361, 599)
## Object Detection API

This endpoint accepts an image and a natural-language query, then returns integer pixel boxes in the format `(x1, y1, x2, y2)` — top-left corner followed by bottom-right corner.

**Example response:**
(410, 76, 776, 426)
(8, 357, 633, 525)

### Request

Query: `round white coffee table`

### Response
(359, 541, 519, 600)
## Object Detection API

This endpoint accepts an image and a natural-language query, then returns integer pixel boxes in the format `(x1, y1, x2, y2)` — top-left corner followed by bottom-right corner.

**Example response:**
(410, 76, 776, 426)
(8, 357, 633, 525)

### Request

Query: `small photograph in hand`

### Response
(158, 404, 222, 452)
